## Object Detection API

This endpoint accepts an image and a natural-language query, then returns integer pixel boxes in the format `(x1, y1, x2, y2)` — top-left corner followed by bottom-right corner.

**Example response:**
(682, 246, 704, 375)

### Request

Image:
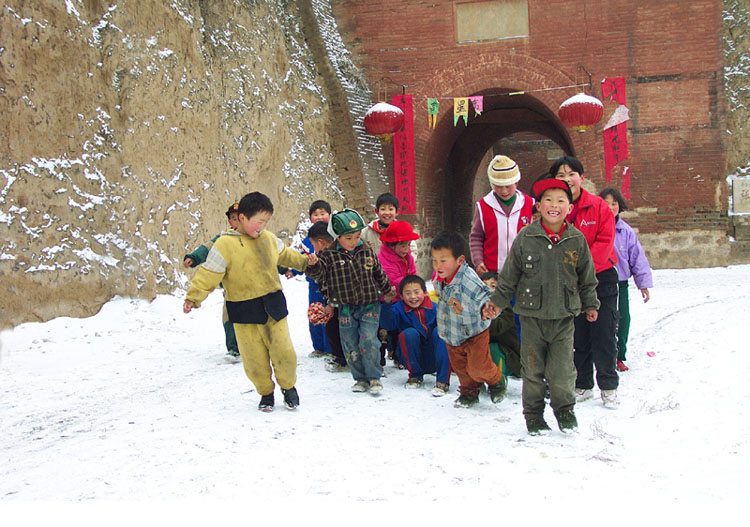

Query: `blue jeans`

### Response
(394, 327, 451, 384)
(338, 303, 382, 381)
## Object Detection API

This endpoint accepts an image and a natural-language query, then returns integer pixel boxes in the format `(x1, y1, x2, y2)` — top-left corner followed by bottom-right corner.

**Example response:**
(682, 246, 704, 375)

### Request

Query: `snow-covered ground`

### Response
(1, 265, 749, 518)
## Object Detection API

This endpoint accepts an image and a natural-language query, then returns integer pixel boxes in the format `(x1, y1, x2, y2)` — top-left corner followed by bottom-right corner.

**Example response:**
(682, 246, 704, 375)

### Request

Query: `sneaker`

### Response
(224, 349, 241, 363)
(488, 377, 507, 404)
(575, 388, 594, 402)
(432, 382, 449, 397)
(526, 415, 552, 436)
(258, 393, 274, 412)
(369, 378, 383, 394)
(601, 389, 620, 408)
(281, 387, 299, 410)
(616, 359, 629, 372)
(351, 380, 369, 392)
(454, 394, 479, 408)
(309, 350, 328, 358)
(405, 377, 423, 389)
(554, 407, 578, 433)
(325, 361, 349, 373)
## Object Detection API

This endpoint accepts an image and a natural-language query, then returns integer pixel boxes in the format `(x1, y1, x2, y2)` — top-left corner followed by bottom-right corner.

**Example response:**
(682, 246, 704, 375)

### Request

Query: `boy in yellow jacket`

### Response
(183, 192, 317, 412)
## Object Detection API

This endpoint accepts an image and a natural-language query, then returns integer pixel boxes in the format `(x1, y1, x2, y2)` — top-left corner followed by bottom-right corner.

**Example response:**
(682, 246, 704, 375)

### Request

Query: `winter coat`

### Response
(470, 190, 534, 272)
(306, 242, 392, 307)
(490, 220, 600, 320)
(566, 189, 618, 274)
(380, 296, 438, 337)
(185, 230, 308, 322)
(433, 262, 492, 346)
(614, 217, 653, 289)
(377, 243, 417, 300)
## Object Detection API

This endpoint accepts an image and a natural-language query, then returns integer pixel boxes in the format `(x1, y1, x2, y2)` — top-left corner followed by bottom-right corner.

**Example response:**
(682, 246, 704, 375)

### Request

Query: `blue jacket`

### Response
(380, 297, 438, 338)
(433, 262, 492, 346)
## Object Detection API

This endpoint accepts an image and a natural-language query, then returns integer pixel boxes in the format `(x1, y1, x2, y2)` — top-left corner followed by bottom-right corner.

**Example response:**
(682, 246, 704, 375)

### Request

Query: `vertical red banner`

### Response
(601, 77, 628, 183)
(392, 94, 416, 214)
(603, 122, 629, 183)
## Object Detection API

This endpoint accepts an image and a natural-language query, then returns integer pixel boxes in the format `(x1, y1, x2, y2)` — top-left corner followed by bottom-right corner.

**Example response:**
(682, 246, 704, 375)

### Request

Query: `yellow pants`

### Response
(233, 317, 297, 396)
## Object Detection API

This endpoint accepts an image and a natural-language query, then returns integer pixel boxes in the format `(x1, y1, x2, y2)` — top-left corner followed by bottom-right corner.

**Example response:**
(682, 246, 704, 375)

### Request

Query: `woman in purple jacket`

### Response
(600, 189, 654, 372)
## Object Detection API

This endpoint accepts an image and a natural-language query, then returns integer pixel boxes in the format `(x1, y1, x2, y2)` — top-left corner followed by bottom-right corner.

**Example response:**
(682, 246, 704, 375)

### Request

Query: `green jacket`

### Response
(183, 233, 223, 267)
(490, 220, 600, 320)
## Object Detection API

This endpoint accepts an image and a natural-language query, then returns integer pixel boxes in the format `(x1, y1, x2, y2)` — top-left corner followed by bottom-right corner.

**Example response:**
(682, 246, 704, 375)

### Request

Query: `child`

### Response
(380, 275, 451, 396)
(306, 221, 348, 372)
(483, 179, 599, 435)
(431, 231, 506, 408)
(183, 192, 317, 412)
(377, 220, 419, 300)
(552, 156, 620, 408)
(361, 192, 400, 253)
(479, 271, 522, 378)
(470, 155, 534, 274)
(306, 208, 395, 394)
(183, 202, 240, 361)
(302, 200, 333, 358)
(600, 188, 653, 372)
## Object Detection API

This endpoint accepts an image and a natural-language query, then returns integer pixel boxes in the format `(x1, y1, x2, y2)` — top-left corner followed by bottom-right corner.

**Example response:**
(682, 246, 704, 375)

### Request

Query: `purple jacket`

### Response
(614, 217, 653, 289)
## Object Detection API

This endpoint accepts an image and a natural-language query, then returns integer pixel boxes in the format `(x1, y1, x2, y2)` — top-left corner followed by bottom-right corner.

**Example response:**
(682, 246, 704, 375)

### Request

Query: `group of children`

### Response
(181, 154, 653, 435)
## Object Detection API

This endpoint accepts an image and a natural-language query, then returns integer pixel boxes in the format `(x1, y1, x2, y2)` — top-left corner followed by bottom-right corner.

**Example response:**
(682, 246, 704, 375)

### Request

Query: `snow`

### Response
(1, 265, 749, 519)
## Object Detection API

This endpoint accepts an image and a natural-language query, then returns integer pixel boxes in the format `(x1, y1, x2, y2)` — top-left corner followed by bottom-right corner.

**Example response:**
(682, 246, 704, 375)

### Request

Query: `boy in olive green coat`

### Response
(483, 179, 599, 436)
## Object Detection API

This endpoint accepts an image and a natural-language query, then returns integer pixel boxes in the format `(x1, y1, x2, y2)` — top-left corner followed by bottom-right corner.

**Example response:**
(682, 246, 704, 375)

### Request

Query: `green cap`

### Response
(327, 208, 365, 238)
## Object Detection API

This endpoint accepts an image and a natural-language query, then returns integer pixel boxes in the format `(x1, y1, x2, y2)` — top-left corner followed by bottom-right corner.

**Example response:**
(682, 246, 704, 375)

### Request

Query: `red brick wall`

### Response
(331, 0, 727, 237)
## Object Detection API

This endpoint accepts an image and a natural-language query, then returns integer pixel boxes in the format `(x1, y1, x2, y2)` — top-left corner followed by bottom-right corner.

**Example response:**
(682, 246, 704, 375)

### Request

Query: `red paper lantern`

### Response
(364, 102, 405, 142)
(558, 93, 604, 132)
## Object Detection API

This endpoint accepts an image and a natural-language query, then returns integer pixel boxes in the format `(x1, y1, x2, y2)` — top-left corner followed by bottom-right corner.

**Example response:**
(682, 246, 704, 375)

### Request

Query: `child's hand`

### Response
(307, 253, 318, 266)
(183, 300, 196, 314)
(641, 288, 650, 303)
(383, 286, 397, 303)
(183, 258, 193, 268)
(475, 262, 488, 274)
(482, 301, 499, 319)
(324, 304, 334, 318)
(585, 309, 598, 322)
(284, 269, 294, 279)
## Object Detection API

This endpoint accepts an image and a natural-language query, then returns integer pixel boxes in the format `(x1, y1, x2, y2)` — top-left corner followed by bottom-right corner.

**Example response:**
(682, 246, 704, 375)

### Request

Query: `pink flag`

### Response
(469, 96, 483, 117)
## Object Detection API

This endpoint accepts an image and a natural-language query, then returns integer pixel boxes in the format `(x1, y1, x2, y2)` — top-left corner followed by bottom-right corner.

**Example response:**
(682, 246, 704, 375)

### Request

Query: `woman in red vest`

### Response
(470, 155, 535, 274)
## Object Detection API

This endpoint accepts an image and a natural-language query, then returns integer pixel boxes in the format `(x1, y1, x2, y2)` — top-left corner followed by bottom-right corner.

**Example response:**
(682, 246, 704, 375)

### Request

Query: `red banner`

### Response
(392, 94, 416, 214)
(602, 77, 626, 104)
(621, 166, 631, 200)
(603, 122, 629, 183)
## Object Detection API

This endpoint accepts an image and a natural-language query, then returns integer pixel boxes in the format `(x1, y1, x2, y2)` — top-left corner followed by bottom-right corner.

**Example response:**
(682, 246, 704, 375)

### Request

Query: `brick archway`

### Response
(412, 54, 600, 238)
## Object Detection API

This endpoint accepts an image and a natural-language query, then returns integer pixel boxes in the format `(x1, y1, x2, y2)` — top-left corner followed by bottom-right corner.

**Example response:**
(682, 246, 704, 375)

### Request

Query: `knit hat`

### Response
(487, 155, 521, 186)
(327, 208, 365, 238)
(380, 220, 420, 243)
(225, 202, 239, 218)
(532, 178, 572, 202)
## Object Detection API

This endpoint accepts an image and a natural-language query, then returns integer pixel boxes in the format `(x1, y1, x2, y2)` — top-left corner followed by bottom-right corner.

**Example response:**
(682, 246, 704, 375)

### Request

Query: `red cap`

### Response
(380, 220, 420, 243)
(532, 178, 572, 201)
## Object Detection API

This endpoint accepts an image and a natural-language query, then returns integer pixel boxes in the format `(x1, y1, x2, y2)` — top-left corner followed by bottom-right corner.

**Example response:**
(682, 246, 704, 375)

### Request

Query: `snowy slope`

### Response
(1, 265, 749, 516)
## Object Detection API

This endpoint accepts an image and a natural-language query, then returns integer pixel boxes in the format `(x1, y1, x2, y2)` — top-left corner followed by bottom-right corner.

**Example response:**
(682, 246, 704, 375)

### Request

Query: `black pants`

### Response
(574, 267, 620, 391)
(325, 308, 346, 366)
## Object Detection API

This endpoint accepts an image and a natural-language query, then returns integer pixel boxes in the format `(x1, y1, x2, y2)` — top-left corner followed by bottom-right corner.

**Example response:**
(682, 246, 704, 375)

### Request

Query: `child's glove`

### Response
(307, 302, 332, 325)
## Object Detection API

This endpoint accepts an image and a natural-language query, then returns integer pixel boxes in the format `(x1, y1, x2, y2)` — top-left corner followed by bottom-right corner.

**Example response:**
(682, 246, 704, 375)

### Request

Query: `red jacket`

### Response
(567, 189, 618, 274)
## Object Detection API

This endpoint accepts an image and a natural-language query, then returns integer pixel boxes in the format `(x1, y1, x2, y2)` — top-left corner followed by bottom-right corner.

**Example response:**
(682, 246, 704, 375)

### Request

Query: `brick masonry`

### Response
(330, 0, 735, 269)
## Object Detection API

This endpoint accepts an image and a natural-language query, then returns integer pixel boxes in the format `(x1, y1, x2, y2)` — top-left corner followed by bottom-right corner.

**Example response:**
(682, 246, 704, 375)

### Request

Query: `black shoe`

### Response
(281, 387, 299, 410)
(258, 392, 274, 412)
(488, 376, 507, 404)
(554, 407, 578, 433)
(526, 415, 552, 436)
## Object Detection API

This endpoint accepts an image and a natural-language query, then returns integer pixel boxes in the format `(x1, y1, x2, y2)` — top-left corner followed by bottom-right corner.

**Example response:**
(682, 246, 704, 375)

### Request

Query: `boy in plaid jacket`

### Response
(306, 209, 395, 394)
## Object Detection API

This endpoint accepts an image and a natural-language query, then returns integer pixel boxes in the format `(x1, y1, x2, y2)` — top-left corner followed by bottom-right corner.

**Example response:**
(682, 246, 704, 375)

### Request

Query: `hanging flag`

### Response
(601, 77, 629, 182)
(392, 94, 417, 214)
(469, 96, 483, 117)
(427, 98, 439, 129)
(454, 97, 469, 126)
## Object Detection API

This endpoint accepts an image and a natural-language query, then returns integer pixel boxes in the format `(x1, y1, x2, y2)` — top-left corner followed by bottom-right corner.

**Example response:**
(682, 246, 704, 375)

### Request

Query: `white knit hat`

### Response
(487, 155, 521, 186)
